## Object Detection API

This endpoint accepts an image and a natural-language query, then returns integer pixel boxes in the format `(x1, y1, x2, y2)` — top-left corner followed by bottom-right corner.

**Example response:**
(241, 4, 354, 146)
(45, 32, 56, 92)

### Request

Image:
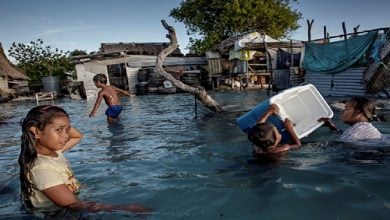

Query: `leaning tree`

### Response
(155, 20, 223, 113)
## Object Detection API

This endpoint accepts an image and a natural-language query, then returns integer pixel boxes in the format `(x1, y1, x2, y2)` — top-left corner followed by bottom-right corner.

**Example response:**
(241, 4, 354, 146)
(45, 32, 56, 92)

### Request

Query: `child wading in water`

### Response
(19, 105, 152, 214)
(89, 73, 132, 123)
(247, 104, 301, 156)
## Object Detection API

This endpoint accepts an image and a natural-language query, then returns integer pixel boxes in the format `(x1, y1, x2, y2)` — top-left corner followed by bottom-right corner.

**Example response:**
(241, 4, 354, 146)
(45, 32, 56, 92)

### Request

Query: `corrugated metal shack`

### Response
(208, 28, 390, 97)
(73, 42, 207, 99)
(303, 28, 390, 97)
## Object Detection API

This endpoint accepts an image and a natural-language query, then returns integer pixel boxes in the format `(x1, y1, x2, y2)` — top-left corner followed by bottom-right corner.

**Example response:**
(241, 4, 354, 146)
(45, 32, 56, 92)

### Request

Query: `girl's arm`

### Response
(283, 118, 301, 150)
(266, 144, 294, 154)
(42, 184, 152, 213)
(62, 127, 83, 152)
(263, 118, 301, 155)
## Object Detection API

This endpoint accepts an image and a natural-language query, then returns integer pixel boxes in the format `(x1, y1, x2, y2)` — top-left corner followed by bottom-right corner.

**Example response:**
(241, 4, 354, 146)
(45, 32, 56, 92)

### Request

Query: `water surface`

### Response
(0, 90, 389, 219)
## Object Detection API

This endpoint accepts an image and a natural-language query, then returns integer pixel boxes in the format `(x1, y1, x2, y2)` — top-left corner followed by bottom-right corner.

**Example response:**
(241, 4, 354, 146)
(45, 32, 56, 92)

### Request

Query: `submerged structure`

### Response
(72, 42, 206, 99)
(71, 28, 390, 99)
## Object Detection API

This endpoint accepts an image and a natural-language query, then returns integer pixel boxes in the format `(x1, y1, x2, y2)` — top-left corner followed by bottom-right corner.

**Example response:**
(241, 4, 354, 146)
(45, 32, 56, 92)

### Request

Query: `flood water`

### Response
(1, 90, 389, 219)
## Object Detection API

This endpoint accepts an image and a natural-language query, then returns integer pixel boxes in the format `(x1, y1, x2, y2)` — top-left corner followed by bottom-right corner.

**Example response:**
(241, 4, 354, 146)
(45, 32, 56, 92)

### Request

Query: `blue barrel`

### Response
(236, 99, 291, 143)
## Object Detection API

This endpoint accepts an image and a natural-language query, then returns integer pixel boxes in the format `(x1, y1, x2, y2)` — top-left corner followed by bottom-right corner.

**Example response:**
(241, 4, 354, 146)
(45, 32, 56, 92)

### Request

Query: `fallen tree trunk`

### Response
(155, 20, 223, 113)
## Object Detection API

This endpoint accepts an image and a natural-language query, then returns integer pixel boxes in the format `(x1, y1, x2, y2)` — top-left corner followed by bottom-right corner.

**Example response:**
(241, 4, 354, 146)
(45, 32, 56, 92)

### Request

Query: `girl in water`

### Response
(19, 105, 152, 214)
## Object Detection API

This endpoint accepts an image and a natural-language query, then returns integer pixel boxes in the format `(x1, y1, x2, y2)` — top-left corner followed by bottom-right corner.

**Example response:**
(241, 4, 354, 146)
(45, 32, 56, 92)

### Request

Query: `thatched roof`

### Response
(100, 42, 183, 56)
(0, 43, 30, 80)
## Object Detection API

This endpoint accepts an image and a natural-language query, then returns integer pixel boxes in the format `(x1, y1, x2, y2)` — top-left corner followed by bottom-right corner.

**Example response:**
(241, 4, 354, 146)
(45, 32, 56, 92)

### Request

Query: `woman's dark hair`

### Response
(18, 105, 68, 207)
(349, 96, 376, 121)
(247, 123, 276, 151)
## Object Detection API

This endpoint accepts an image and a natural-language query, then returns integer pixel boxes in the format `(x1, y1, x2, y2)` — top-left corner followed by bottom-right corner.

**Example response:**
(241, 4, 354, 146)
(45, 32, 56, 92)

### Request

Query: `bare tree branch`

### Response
(155, 20, 223, 112)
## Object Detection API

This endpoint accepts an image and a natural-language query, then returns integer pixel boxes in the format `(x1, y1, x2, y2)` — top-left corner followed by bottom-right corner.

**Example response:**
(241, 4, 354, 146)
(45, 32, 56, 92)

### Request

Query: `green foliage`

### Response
(69, 49, 88, 57)
(8, 39, 74, 85)
(170, 0, 301, 54)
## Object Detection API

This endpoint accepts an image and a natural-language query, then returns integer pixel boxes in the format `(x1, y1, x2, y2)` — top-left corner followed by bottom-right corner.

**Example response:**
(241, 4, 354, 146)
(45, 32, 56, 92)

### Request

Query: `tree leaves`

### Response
(8, 39, 74, 85)
(170, 0, 301, 54)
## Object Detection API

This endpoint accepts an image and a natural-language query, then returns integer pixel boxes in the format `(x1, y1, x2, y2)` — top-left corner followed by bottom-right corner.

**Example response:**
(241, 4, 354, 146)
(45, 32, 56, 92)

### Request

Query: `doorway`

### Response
(107, 63, 129, 91)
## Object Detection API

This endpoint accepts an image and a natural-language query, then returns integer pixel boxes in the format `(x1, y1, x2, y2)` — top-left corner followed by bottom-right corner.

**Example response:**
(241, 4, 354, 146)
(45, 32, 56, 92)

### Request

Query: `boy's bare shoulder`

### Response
(101, 86, 114, 92)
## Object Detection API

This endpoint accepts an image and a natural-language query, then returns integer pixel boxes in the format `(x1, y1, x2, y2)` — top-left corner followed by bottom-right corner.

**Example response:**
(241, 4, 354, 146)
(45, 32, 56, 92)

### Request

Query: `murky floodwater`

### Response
(1, 90, 389, 219)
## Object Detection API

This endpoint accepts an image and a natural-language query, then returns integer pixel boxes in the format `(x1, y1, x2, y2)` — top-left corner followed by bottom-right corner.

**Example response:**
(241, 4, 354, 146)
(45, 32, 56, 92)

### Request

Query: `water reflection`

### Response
(106, 122, 142, 162)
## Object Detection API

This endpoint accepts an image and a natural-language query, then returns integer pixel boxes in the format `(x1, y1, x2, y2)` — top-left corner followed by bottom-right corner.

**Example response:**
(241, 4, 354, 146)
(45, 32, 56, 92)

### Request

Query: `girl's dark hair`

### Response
(247, 123, 276, 151)
(349, 96, 376, 121)
(18, 105, 68, 207)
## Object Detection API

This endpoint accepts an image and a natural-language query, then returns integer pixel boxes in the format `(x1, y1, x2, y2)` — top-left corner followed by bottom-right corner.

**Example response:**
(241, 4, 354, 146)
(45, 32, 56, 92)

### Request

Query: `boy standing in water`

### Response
(89, 74, 131, 123)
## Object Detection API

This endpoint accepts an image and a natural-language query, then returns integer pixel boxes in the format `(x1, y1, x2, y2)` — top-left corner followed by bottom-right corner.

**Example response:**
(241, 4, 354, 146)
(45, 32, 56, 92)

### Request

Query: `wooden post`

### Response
(307, 19, 314, 41)
(323, 26, 328, 42)
(194, 92, 197, 119)
(342, 22, 347, 40)
(290, 39, 294, 67)
(353, 25, 360, 35)
(310, 27, 390, 42)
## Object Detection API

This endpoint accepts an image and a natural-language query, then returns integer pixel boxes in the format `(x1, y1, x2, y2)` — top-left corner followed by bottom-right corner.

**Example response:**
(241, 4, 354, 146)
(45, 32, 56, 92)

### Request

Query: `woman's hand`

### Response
(319, 118, 339, 131)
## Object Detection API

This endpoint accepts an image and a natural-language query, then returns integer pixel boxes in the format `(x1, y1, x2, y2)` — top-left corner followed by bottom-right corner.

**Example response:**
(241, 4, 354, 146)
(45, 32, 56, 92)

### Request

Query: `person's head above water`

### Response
(247, 122, 282, 152)
(341, 96, 376, 125)
(93, 73, 108, 84)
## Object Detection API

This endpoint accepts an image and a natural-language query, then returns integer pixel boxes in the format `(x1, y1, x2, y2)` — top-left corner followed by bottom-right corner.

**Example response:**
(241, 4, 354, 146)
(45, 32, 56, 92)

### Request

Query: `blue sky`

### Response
(1, 0, 389, 61)
(291, 0, 390, 41)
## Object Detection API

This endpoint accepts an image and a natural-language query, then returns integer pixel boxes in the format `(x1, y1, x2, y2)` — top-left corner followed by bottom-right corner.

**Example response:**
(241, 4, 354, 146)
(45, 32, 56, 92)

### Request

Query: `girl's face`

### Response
(34, 114, 71, 156)
(341, 101, 365, 125)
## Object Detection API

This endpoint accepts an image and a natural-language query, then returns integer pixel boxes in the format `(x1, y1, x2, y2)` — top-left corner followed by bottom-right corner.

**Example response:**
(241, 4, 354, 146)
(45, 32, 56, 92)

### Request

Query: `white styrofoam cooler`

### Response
(269, 83, 333, 138)
(237, 84, 333, 139)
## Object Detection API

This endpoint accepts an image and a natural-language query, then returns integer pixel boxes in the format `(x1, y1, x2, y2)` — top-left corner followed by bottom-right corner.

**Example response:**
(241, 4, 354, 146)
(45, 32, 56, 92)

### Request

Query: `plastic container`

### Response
(236, 84, 333, 140)
(42, 76, 61, 96)
(237, 98, 292, 143)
